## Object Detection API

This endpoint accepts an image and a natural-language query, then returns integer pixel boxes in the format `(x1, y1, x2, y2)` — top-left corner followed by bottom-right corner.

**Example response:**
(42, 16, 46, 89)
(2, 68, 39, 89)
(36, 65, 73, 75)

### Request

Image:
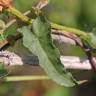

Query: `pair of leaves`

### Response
(18, 15, 77, 87)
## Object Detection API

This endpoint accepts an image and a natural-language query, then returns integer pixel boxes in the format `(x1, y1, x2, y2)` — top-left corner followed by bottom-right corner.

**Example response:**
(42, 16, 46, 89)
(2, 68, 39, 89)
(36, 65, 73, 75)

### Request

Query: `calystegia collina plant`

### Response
(0, 0, 96, 87)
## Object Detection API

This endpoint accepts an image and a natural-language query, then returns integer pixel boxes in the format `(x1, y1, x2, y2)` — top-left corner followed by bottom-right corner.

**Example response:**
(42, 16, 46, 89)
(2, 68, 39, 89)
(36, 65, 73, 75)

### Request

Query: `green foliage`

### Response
(18, 15, 77, 87)
(0, 0, 96, 88)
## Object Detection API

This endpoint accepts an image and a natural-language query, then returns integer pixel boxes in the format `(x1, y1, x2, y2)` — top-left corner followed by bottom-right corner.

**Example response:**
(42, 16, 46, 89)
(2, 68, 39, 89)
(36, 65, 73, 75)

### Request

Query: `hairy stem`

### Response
(51, 22, 88, 37)
(7, 6, 33, 24)
(6, 6, 90, 39)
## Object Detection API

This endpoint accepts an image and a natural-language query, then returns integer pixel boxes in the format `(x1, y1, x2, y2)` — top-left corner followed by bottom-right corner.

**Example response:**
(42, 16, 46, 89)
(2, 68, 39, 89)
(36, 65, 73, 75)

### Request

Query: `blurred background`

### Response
(0, 0, 96, 96)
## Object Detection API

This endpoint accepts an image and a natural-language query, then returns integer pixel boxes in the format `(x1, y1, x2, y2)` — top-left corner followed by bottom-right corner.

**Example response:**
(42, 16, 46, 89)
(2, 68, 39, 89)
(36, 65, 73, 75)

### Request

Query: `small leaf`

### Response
(0, 62, 8, 77)
(87, 32, 96, 52)
(18, 15, 77, 87)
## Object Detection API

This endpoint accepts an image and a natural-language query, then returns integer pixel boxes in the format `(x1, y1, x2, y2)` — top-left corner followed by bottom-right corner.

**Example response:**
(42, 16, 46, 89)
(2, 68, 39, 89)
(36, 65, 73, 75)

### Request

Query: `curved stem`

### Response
(5, 6, 96, 51)
(51, 22, 88, 37)
(6, 6, 88, 38)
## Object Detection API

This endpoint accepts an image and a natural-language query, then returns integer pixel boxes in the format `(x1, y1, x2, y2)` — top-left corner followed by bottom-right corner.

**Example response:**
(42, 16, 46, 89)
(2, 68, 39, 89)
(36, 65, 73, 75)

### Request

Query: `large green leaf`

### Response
(18, 15, 77, 87)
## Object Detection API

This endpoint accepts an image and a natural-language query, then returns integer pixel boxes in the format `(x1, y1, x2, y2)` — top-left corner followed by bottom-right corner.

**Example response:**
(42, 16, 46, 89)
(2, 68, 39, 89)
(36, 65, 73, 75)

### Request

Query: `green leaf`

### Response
(18, 15, 77, 87)
(0, 63, 8, 77)
(79, 31, 96, 52)
(86, 32, 96, 52)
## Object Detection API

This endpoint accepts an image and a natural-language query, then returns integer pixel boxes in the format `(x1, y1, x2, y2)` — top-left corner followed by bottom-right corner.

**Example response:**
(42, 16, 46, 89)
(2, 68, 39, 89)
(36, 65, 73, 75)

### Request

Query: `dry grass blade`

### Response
(35, 0, 49, 9)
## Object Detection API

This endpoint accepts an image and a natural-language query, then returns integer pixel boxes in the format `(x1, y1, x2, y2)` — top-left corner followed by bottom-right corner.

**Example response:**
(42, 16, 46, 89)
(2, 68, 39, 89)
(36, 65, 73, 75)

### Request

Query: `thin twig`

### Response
(5, 75, 50, 82)
(5, 10, 32, 29)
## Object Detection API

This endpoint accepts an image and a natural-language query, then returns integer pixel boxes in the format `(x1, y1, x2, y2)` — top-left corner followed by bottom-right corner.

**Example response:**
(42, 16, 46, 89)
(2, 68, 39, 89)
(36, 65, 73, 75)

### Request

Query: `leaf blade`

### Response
(19, 15, 77, 87)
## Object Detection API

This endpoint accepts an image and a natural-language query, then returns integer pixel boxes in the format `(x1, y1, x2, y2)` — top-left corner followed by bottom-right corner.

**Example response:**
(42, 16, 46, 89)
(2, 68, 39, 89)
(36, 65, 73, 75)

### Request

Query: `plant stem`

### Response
(51, 22, 88, 37)
(6, 6, 96, 48)
(6, 6, 88, 37)
(4, 75, 87, 85)
(7, 6, 33, 24)
(2, 6, 91, 85)
(5, 75, 50, 82)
